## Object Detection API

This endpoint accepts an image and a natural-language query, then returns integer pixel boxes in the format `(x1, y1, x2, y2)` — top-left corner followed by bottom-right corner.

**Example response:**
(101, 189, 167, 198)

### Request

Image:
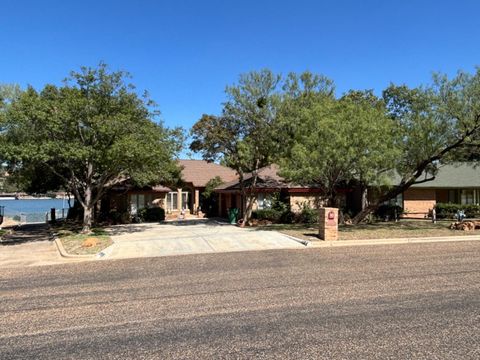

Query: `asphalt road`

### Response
(1, 241, 479, 359)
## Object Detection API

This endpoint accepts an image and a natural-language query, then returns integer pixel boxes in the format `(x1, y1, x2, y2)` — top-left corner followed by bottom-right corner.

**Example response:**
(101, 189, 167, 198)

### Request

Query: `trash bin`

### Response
(228, 208, 238, 224)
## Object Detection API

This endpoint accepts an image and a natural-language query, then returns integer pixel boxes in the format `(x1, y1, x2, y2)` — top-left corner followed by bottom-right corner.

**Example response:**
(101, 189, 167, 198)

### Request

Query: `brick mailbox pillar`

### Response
(319, 207, 338, 241)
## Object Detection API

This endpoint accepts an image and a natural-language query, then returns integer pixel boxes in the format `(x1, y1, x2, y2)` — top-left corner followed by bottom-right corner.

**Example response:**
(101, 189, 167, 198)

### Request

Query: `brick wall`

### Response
(289, 194, 329, 212)
(403, 189, 436, 218)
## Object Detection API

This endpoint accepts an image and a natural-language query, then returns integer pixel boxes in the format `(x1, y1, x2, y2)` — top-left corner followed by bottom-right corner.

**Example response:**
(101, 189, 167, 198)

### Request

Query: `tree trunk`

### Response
(352, 203, 381, 224)
(352, 182, 405, 224)
(81, 165, 94, 233)
(81, 185, 93, 233)
(361, 186, 368, 211)
(242, 193, 255, 225)
(82, 205, 93, 233)
(241, 160, 261, 226)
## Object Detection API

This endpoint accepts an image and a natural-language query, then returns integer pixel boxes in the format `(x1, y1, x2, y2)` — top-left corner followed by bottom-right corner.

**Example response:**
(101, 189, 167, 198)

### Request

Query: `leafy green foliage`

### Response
(350, 70, 480, 223)
(374, 204, 403, 221)
(252, 209, 283, 222)
(2, 63, 182, 231)
(137, 207, 166, 222)
(296, 203, 319, 224)
(190, 69, 282, 222)
(435, 203, 480, 219)
(278, 81, 398, 206)
(203, 176, 224, 199)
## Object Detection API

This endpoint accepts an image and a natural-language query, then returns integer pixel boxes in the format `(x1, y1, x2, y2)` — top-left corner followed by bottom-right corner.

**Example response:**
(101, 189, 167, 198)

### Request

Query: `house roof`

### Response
(215, 164, 323, 192)
(110, 183, 172, 193)
(178, 159, 238, 188)
(410, 163, 480, 188)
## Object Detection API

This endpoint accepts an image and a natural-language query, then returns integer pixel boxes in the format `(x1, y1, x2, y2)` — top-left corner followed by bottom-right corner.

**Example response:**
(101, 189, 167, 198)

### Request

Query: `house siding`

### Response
(289, 194, 324, 212)
(403, 189, 436, 218)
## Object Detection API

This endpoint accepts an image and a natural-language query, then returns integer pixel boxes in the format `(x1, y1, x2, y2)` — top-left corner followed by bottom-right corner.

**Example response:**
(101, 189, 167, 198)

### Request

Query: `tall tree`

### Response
(190, 69, 281, 224)
(277, 76, 398, 211)
(352, 69, 480, 223)
(2, 64, 182, 232)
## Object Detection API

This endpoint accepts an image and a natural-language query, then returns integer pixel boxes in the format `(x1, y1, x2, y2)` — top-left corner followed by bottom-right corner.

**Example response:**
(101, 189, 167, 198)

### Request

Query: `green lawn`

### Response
(258, 220, 478, 242)
(53, 223, 113, 255)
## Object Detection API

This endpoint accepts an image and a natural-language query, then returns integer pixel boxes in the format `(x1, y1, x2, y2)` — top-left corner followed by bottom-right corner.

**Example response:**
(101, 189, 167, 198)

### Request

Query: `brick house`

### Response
(104, 160, 237, 218)
(214, 162, 480, 220)
(214, 164, 338, 218)
(105, 161, 479, 221)
(399, 163, 480, 218)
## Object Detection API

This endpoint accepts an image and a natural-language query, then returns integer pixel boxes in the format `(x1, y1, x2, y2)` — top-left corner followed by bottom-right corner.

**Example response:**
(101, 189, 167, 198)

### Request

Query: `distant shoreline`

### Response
(0, 196, 74, 200)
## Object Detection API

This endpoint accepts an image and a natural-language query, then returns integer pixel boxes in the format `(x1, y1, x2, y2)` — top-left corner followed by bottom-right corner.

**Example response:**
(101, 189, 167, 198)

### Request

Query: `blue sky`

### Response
(1, 0, 479, 134)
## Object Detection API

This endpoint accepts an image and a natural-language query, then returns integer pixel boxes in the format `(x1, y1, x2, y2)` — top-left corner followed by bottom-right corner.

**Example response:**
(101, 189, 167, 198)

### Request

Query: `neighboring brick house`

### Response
(399, 163, 480, 218)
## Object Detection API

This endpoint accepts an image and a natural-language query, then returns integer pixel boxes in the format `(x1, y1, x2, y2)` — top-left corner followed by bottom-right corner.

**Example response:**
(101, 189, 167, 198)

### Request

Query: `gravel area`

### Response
(1, 241, 479, 359)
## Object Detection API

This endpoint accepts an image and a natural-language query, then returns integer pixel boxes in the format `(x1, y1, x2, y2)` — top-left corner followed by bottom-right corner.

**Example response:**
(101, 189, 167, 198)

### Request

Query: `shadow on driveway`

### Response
(105, 218, 232, 236)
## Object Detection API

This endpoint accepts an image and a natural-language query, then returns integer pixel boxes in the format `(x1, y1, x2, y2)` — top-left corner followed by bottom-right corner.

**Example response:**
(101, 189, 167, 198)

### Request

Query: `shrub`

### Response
(280, 210, 295, 224)
(137, 207, 165, 222)
(375, 204, 403, 221)
(435, 203, 480, 219)
(296, 203, 318, 224)
(252, 209, 283, 222)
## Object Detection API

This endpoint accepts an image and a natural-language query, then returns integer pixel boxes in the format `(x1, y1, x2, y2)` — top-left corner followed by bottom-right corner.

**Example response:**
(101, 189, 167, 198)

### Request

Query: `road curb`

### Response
(307, 235, 480, 248)
(54, 238, 96, 259)
(280, 233, 310, 246)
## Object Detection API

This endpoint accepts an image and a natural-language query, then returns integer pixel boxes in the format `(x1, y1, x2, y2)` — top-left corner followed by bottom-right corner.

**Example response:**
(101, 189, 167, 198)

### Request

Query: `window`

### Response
(182, 192, 190, 210)
(130, 194, 146, 215)
(257, 193, 272, 210)
(461, 189, 475, 205)
(166, 192, 178, 211)
(448, 190, 459, 203)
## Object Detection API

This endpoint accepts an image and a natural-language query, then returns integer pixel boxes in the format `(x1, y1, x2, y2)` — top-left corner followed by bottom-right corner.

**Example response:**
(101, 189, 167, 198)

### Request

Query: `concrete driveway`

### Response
(101, 220, 305, 260)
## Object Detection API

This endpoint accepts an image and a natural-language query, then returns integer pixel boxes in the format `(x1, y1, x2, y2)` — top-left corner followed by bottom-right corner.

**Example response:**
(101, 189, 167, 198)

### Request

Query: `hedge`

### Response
(374, 204, 403, 220)
(435, 203, 480, 219)
(137, 207, 165, 222)
(252, 209, 283, 222)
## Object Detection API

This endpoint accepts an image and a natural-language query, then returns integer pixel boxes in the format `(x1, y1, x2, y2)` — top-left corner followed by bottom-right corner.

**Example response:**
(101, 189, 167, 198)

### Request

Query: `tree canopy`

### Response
(1, 64, 182, 231)
(350, 69, 480, 222)
(190, 69, 282, 223)
(277, 83, 398, 208)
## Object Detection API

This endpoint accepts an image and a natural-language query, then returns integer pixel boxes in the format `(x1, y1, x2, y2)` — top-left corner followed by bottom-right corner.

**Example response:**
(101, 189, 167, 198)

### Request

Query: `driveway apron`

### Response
(101, 221, 304, 260)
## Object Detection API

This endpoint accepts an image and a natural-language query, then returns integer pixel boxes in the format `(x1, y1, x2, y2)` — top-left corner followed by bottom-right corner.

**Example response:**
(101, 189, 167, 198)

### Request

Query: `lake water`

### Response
(0, 199, 71, 223)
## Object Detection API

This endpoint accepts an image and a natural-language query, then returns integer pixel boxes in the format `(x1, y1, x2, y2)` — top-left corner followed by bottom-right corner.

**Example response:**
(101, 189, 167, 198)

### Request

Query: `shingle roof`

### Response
(411, 162, 480, 188)
(178, 160, 238, 188)
(215, 164, 322, 191)
(111, 183, 172, 192)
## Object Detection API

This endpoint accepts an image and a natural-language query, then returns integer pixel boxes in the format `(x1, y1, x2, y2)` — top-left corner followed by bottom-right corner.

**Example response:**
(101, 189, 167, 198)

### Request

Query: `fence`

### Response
(9, 208, 70, 224)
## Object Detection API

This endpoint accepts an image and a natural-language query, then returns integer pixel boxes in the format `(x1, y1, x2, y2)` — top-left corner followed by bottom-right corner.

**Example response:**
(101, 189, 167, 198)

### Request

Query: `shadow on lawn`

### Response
(338, 221, 449, 233)
(0, 223, 52, 245)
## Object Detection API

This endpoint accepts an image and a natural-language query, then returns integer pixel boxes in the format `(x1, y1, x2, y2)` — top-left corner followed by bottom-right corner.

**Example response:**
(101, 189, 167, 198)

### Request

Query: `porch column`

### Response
(194, 189, 200, 213)
(177, 188, 182, 211)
